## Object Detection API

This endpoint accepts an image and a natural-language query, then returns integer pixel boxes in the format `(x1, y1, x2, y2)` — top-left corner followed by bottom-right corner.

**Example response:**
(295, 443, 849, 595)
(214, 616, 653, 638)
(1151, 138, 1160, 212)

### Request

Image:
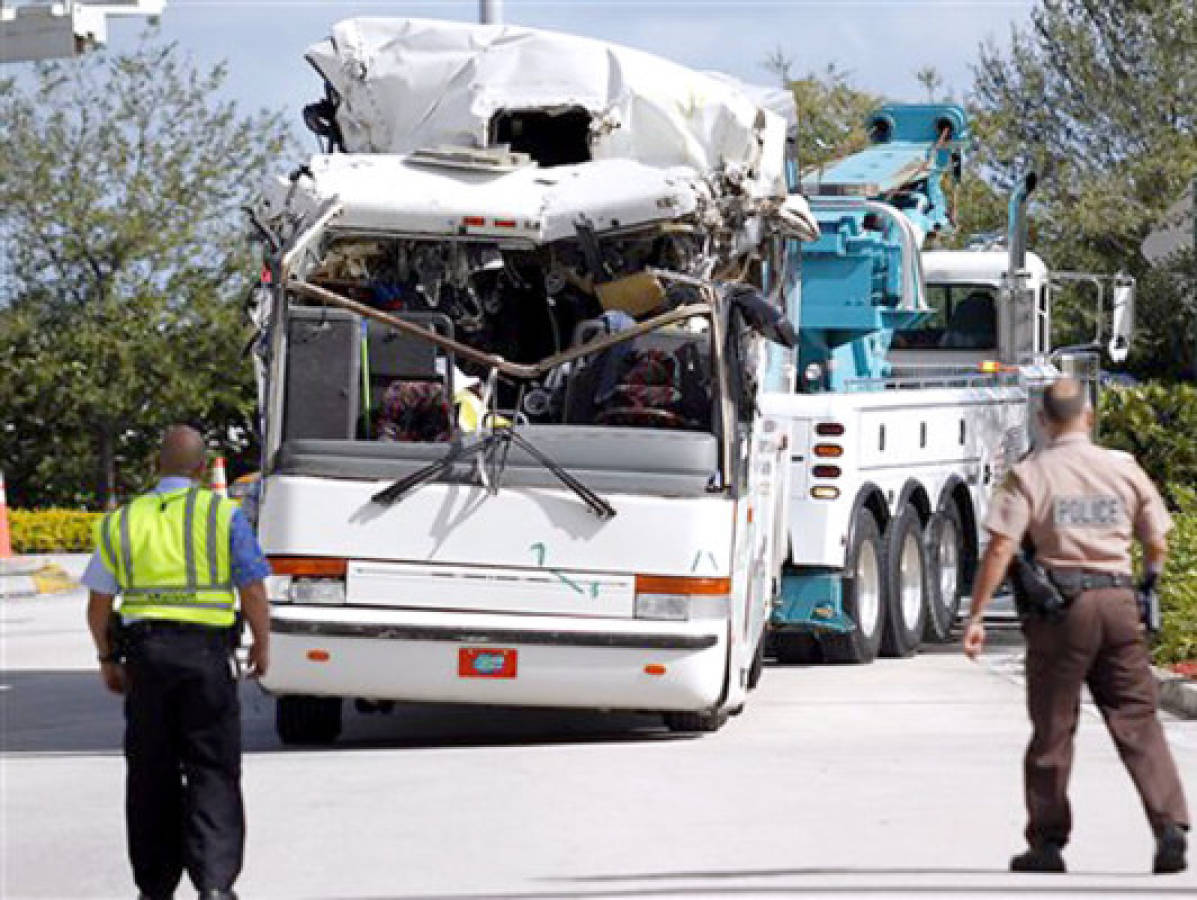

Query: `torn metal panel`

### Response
(304, 17, 790, 200)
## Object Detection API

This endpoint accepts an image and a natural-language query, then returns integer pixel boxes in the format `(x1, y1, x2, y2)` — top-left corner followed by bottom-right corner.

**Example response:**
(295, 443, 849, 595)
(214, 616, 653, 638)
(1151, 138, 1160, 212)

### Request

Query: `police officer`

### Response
(83, 425, 271, 900)
(963, 377, 1189, 874)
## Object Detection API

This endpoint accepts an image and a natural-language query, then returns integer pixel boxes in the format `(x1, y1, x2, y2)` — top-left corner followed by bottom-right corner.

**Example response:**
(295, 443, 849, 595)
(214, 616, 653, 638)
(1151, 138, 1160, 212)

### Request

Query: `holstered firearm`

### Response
(1138, 572, 1162, 636)
(1008, 542, 1068, 623)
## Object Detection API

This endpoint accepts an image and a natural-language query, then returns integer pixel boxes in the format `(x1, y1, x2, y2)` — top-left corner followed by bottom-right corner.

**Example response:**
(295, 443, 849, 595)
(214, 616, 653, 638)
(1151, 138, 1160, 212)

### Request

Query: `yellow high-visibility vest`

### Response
(96, 486, 236, 627)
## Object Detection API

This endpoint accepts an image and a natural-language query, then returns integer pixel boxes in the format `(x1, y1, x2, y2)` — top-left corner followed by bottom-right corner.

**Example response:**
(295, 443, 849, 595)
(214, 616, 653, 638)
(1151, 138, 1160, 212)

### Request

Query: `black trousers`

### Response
(124, 625, 244, 897)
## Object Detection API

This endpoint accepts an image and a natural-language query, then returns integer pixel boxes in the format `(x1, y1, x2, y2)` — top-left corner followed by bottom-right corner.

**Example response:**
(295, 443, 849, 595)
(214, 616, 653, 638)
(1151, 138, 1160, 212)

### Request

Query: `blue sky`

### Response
(79, 0, 1034, 133)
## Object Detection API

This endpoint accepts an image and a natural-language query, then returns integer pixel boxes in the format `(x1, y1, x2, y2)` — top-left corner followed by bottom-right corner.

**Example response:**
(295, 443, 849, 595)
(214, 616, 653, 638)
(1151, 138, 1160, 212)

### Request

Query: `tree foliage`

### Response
(971, 0, 1196, 377)
(0, 38, 295, 509)
(785, 64, 880, 171)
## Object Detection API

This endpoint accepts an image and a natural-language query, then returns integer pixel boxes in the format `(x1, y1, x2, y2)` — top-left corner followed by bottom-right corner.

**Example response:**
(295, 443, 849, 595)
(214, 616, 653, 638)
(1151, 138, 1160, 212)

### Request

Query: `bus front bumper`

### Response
(259, 605, 728, 712)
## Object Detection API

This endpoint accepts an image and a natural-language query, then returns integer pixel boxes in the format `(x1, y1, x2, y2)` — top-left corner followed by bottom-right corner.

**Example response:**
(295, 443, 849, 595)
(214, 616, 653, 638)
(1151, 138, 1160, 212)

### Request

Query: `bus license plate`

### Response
(459, 647, 518, 678)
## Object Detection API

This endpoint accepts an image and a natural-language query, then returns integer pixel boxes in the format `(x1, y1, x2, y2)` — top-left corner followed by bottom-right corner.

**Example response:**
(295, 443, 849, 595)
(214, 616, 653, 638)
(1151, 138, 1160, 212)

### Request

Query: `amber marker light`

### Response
(635, 575, 731, 595)
(813, 444, 843, 458)
(269, 557, 348, 577)
(306, 649, 331, 662)
(644, 664, 667, 676)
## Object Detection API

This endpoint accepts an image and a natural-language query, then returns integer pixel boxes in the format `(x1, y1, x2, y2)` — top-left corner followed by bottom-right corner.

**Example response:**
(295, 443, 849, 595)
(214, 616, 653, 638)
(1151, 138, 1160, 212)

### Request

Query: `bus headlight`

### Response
(288, 577, 346, 605)
(635, 593, 690, 621)
(265, 575, 292, 603)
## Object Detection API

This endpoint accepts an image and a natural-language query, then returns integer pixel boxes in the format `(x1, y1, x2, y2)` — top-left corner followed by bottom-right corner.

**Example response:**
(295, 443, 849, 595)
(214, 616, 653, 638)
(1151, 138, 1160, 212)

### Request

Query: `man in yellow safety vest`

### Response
(83, 425, 271, 900)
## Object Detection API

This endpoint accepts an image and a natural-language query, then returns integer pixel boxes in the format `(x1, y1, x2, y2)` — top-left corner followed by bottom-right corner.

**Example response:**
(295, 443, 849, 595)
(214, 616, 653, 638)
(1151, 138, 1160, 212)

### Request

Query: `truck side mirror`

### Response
(1108, 277, 1134, 364)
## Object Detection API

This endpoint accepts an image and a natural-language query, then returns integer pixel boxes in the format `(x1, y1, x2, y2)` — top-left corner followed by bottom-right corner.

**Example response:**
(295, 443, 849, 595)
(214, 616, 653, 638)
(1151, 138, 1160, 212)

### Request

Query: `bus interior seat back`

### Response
(284, 306, 361, 441)
(366, 313, 456, 442)
(564, 320, 712, 430)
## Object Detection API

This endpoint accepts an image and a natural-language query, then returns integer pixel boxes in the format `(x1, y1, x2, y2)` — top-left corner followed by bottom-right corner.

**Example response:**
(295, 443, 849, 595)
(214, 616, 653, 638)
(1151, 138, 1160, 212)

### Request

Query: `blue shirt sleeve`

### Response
(80, 552, 119, 594)
(229, 507, 271, 588)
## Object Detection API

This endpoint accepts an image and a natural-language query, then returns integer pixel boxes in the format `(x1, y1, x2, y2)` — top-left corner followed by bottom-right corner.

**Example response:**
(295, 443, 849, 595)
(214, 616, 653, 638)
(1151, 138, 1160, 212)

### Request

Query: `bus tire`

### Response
(276, 695, 343, 746)
(664, 709, 728, 733)
(924, 501, 965, 642)
(747, 633, 767, 689)
(880, 504, 929, 658)
(771, 631, 822, 665)
(822, 507, 886, 664)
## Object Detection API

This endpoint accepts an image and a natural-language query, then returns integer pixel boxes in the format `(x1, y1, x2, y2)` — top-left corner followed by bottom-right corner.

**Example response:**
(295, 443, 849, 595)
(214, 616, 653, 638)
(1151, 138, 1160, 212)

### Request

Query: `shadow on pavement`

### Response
(548, 864, 1154, 882)
(356, 879, 1196, 899)
(0, 669, 691, 755)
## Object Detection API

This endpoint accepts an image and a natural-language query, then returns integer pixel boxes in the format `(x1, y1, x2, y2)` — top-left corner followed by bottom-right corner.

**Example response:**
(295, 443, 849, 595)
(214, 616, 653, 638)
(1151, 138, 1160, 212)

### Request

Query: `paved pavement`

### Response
(3, 587, 1196, 899)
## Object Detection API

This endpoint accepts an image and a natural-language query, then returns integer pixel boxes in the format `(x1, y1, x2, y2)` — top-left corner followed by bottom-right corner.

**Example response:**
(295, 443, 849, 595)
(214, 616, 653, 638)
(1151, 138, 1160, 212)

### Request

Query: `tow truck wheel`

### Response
(664, 709, 729, 733)
(276, 695, 343, 746)
(880, 504, 929, 658)
(821, 507, 886, 664)
(924, 502, 965, 642)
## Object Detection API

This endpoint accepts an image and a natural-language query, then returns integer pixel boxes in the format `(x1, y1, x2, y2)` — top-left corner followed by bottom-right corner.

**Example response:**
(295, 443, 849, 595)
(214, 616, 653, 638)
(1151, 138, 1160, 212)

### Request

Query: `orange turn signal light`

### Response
(635, 575, 731, 596)
(269, 556, 348, 577)
(813, 443, 843, 458)
(306, 649, 331, 662)
(644, 664, 667, 676)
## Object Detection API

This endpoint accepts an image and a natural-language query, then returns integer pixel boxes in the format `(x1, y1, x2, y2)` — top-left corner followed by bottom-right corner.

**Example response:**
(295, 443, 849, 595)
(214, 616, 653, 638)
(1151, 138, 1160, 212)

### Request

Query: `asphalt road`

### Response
(4, 587, 1196, 899)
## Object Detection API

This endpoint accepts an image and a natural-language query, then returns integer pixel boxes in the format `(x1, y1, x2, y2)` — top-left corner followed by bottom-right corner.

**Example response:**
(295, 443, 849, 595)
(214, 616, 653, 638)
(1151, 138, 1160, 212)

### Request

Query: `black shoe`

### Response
(1154, 824, 1188, 874)
(197, 892, 237, 900)
(1010, 842, 1066, 872)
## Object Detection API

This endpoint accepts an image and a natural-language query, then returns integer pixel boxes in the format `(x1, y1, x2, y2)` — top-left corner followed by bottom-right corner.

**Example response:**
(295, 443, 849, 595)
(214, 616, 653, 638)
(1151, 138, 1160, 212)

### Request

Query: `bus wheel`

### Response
(924, 502, 965, 642)
(880, 504, 928, 657)
(664, 709, 728, 733)
(276, 695, 343, 745)
(747, 633, 767, 689)
(822, 507, 886, 664)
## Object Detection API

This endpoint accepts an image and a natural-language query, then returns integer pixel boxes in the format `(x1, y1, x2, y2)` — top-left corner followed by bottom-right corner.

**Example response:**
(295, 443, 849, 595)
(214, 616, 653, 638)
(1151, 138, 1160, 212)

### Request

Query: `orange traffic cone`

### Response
(0, 471, 12, 559)
(210, 457, 229, 498)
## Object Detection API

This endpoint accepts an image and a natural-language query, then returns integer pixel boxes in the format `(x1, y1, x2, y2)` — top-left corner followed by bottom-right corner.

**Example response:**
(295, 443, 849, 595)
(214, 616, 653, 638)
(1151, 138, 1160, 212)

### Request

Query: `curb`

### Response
(1154, 667, 1197, 720)
(0, 561, 78, 599)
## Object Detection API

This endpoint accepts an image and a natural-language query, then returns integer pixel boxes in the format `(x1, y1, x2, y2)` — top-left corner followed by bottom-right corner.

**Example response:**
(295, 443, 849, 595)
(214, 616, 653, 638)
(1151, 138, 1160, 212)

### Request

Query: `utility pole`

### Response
(479, 0, 502, 25)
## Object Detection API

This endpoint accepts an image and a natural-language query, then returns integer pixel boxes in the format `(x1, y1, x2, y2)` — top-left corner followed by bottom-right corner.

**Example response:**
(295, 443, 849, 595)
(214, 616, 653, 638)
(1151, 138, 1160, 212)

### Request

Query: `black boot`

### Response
(1154, 824, 1188, 874)
(197, 892, 238, 900)
(1010, 842, 1066, 872)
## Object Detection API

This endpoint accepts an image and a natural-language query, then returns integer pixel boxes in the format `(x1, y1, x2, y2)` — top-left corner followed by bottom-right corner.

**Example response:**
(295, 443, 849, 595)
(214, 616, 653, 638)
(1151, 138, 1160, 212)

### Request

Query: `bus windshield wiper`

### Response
(371, 426, 616, 520)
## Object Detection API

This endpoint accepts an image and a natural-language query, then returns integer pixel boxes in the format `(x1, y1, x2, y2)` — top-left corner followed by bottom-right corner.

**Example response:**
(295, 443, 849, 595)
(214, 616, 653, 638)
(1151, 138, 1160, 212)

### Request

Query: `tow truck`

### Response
(763, 103, 1135, 662)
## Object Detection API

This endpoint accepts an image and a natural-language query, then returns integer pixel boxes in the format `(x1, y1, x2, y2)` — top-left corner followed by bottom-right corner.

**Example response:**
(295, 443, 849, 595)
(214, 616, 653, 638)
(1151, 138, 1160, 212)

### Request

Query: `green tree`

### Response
(971, 0, 1197, 376)
(785, 64, 880, 170)
(0, 38, 295, 509)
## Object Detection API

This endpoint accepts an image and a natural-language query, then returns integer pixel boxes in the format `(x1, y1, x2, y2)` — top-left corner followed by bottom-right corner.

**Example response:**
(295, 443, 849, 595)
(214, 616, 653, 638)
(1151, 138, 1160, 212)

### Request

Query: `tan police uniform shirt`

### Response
(983, 431, 1173, 573)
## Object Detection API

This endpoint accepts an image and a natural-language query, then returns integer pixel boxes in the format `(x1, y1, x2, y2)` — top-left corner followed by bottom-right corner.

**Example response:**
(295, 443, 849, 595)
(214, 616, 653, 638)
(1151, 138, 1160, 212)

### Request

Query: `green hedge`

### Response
(1154, 487, 1197, 666)
(1100, 382, 1197, 509)
(9, 509, 101, 553)
(1099, 382, 1197, 665)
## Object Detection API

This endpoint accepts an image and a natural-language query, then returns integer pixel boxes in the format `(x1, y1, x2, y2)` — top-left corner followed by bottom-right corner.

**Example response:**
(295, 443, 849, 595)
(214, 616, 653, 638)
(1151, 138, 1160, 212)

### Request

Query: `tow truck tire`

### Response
(276, 695, 343, 745)
(880, 504, 929, 658)
(664, 709, 729, 733)
(821, 508, 886, 664)
(924, 502, 965, 642)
